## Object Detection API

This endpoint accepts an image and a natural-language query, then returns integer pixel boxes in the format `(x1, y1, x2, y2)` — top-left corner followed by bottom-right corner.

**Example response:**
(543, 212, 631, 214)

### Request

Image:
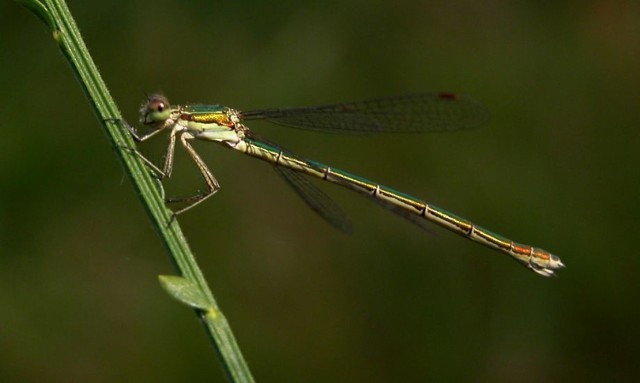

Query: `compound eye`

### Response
(150, 100, 165, 113)
(140, 94, 172, 125)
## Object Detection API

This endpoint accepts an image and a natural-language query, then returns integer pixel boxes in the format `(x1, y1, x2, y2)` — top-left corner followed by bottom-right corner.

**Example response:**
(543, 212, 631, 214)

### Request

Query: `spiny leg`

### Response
(161, 128, 177, 178)
(122, 117, 167, 143)
(106, 118, 168, 179)
(128, 125, 178, 180)
(165, 133, 220, 215)
(126, 125, 177, 180)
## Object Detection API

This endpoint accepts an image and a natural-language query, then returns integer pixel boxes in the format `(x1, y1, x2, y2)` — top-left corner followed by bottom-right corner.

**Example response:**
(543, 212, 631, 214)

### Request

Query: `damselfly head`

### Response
(140, 94, 171, 126)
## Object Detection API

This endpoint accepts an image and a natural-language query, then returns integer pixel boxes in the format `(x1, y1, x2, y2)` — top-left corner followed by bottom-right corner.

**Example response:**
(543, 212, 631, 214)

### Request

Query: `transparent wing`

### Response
(275, 166, 353, 234)
(240, 93, 489, 133)
(278, 165, 436, 235)
(369, 198, 435, 234)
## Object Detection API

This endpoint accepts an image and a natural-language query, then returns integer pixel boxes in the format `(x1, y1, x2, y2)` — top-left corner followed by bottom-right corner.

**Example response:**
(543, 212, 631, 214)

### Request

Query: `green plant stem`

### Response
(17, 1, 254, 381)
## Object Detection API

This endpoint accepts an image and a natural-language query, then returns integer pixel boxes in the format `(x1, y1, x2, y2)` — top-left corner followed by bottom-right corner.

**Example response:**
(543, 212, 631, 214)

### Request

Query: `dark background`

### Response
(1, 1, 638, 382)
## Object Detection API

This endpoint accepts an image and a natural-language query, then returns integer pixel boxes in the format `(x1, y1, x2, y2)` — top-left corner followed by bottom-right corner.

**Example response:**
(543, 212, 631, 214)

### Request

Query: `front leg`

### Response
(126, 119, 166, 143)
(166, 132, 221, 215)
(106, 118, 169, 178)
(129, 124, 177, 180)
(161, 128, 178, 179)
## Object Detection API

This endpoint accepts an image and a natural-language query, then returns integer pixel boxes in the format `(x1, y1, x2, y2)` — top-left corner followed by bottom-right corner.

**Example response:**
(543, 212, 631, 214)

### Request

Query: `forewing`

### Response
(240, 93, 489, 133)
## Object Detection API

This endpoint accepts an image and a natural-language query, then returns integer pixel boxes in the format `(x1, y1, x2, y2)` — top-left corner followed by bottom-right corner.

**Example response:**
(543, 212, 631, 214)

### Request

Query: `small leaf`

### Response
(158, 275, 211, 310)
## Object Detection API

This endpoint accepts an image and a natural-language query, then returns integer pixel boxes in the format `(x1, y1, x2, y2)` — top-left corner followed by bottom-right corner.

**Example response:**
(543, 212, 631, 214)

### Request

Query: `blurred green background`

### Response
(1, 0, 639, 382)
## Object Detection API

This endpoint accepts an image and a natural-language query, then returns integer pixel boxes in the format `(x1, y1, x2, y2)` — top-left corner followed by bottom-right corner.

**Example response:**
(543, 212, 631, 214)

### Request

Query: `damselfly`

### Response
(128, 93, 564, 276)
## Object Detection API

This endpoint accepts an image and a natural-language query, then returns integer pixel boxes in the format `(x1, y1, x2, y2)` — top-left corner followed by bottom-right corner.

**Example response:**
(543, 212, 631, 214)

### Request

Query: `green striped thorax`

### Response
(138, 94, 246, 146)
(139, 94, 240, 129)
